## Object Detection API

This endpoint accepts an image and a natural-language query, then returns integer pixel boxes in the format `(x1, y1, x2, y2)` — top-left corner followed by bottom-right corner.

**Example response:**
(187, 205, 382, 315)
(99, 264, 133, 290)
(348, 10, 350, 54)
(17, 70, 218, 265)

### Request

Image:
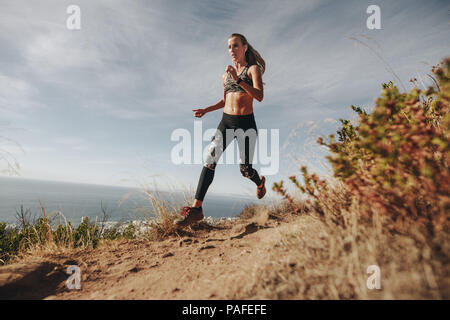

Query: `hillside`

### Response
(1, 203, 447, 300)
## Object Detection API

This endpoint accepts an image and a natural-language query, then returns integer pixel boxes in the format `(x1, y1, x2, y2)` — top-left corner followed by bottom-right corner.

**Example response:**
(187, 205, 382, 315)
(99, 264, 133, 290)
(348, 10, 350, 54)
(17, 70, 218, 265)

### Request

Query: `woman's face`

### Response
(228, 37, 247, 63)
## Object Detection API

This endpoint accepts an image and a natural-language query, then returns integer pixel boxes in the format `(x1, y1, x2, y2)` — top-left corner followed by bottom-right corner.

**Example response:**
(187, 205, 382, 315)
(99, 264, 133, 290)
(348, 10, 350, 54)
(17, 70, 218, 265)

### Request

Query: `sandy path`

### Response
(0, 211, 292, 300)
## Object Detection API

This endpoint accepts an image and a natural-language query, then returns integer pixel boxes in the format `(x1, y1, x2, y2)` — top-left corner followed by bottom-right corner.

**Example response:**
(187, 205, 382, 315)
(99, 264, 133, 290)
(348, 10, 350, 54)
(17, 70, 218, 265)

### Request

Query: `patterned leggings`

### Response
(194, 112, 262, 201)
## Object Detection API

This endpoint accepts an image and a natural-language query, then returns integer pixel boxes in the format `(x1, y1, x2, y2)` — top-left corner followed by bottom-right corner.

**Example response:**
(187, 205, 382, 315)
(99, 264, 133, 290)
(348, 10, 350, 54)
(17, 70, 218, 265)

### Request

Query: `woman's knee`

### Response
(239, 164, 255, 178)
(204, 163, 217, 171)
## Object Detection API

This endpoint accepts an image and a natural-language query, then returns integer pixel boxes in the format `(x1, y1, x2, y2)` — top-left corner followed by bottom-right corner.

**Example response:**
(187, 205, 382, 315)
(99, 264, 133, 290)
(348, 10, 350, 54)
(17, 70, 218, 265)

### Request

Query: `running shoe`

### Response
(175, 206, 204, 227)
(257, 176, 266, 199)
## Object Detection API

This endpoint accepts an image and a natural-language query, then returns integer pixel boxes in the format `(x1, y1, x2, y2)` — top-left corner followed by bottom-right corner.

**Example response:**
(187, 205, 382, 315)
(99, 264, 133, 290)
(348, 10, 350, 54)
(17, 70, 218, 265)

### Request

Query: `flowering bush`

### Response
(274, 58, 450, 234)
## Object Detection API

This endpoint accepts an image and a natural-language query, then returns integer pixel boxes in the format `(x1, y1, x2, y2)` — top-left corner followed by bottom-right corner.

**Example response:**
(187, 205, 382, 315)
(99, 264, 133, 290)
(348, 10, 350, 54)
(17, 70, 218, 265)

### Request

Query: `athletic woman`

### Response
(176, 33, 266, 227)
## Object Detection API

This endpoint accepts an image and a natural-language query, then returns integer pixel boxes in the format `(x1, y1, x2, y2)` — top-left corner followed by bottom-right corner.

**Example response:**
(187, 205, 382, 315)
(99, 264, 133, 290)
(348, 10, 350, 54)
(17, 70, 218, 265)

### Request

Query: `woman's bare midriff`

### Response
(223, 92, 254, 115)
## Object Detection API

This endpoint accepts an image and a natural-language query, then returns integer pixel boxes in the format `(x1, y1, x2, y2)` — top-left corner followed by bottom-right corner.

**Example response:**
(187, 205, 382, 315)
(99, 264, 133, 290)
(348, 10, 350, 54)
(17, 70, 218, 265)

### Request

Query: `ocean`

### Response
(0, 176, 258, 226)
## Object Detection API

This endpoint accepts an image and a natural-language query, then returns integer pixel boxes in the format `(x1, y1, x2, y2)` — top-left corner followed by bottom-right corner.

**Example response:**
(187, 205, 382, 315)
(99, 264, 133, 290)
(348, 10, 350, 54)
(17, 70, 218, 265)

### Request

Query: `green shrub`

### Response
(0, 211, 140, 264)
(73, 217, 100, 248)
(53, 223, 74, 248)
(122, 222, 137, 240)
(0, 222, 20, 264)
(274, 58, 450, 235)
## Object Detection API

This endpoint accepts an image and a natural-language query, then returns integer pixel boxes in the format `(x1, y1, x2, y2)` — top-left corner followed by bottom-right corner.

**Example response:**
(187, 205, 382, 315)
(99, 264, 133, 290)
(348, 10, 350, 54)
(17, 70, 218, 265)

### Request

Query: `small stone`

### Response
(344, 241, 352, 252)
(162, 252, 174, 258)
(199, 245, 215, 251)
(129, 266, 140, 273)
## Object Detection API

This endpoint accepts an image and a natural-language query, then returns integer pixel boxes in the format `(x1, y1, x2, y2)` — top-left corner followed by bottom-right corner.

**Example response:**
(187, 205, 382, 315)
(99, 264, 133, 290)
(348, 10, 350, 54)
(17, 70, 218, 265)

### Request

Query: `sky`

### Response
(0, 0, 449, 199)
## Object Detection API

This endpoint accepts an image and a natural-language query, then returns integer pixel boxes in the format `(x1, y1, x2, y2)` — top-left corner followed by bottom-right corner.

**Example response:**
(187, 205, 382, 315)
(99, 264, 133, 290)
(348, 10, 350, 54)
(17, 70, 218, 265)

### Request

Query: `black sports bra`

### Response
(223, 64, 253, 94)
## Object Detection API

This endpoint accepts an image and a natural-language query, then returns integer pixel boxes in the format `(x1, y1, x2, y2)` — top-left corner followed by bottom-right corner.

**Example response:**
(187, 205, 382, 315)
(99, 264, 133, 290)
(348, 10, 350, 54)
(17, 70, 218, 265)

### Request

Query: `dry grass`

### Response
(140, 186, 180, 240)
(238, 203, 261, 220)
(231, 183, 449, 299)
(138, 181, 217, 240)
(250, 59, 450, 299)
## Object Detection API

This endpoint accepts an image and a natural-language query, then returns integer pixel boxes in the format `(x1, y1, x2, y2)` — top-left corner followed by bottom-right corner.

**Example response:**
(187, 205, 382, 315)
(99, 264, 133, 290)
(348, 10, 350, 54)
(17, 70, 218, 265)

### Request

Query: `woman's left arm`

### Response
(238, 65, 264, 102)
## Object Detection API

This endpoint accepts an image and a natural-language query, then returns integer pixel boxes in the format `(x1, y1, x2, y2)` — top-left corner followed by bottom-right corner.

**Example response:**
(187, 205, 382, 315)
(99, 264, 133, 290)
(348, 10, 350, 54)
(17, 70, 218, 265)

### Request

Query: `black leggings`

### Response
(195, 112, 262, 201)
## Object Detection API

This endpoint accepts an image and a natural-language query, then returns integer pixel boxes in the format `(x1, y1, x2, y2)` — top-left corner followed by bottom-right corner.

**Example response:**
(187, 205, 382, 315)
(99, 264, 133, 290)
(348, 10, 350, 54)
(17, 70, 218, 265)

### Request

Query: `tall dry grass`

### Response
(258, 58, 450, 299)
(130, 179, 209, 240)
(235, 180, 449, 299)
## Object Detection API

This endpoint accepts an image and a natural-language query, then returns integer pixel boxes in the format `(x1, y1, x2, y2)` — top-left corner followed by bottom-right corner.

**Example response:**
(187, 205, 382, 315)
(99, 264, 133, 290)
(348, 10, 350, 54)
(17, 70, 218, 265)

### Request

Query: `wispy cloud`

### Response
(0, 0, 449, 191)
(0, 74, 45, 120)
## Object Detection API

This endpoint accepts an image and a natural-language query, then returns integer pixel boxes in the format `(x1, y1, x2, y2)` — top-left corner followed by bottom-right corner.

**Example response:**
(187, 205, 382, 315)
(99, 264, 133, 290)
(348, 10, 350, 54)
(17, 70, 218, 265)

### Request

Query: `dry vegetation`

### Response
(264, 58, 450, 299)
(233, 186, 448, 299)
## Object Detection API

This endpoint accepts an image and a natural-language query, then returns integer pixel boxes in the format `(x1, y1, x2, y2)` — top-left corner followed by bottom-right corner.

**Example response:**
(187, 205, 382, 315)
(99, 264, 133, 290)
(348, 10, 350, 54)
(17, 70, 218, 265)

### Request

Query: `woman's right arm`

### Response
(206, 73, 227, 113)
(193, 74, 226, 117)
(205, 98, 225, 113)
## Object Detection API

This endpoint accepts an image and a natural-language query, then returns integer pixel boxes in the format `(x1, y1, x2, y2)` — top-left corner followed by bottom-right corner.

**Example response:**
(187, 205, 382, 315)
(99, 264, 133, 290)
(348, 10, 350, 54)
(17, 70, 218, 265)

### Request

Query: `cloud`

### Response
(25, 31, 101, 75)
(0, 0, 449, 191)
(0, 74, 45, 120)
(3, 0, 446, 122)
(324, 118, 338, 124)
(52, 136, 89, 151)
(84, 160, 118, 165)
(0, 144, 54, 155)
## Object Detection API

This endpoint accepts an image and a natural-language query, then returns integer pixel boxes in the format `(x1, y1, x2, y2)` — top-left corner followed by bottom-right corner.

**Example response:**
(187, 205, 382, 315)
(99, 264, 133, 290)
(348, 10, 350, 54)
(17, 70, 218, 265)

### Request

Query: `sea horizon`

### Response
(0, 175, 262, 226)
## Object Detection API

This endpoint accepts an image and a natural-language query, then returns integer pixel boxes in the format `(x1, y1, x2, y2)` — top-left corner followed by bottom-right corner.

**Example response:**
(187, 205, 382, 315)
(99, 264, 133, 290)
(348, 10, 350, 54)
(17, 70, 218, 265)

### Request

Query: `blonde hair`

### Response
(229, 33, 266, 74)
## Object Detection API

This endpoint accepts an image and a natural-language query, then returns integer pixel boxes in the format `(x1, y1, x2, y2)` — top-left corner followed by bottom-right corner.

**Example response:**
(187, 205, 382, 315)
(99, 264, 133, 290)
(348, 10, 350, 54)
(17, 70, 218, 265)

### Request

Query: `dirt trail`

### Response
(0, 210, 295, 300)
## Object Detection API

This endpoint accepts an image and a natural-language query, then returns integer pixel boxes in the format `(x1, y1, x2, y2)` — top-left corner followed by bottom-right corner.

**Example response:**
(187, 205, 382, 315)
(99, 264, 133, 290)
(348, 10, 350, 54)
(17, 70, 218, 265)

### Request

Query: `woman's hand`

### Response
(226, 65, 238, 81)
(192, 108, 207, 118)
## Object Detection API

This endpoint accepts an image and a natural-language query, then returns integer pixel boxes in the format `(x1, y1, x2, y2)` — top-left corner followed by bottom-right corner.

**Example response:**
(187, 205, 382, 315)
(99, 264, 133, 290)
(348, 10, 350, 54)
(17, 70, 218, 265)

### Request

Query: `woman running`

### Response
(176, 33, 266, 227)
